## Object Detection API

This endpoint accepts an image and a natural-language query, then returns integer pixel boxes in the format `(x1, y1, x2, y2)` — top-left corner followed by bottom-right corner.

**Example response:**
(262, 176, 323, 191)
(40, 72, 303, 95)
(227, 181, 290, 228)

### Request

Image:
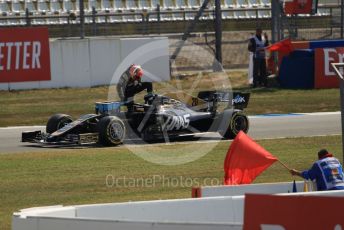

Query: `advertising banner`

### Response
(0, 27, 51, 83)
(314, 47, 343, 88)
(284, 0, 315, 14)
(243, 193, 344, 230)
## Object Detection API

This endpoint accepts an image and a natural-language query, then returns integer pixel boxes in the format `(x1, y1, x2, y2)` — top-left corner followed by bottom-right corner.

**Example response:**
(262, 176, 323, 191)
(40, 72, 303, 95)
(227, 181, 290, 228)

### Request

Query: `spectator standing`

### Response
(248, 28, 269, 88)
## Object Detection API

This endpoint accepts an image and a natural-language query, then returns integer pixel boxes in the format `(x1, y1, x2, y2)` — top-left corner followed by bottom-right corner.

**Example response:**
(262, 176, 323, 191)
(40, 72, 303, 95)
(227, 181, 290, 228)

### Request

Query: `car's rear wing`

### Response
(197, 91, 250, 110)
(231, 92, 250, 109)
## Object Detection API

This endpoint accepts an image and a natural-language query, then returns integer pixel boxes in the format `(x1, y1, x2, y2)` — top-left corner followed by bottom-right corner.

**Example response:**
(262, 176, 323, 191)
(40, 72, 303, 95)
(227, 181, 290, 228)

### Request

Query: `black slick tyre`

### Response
(97, 116, 126, 146)
(221, 111, 249, 139)
(46, 114, 73, 134)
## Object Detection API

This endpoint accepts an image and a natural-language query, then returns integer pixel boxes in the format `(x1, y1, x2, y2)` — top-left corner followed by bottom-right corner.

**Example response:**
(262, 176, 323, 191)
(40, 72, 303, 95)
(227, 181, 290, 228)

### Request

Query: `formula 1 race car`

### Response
(22, 91, 250, 146)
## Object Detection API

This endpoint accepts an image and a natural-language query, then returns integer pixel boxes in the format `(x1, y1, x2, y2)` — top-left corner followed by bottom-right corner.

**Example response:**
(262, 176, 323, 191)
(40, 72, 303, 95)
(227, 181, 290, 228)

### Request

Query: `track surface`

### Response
(0, 112, 341, 154)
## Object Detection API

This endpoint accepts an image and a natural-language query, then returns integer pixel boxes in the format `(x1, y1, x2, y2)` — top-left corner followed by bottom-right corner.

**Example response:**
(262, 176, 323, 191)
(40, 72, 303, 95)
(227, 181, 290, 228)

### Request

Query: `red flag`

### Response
(266, 38, 294, 53)
(224, 131, 278, 185)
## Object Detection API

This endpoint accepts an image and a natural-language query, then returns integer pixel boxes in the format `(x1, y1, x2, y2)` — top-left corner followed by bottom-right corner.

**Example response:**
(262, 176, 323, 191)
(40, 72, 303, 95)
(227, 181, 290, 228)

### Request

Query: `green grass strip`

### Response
(0, 135, 342, 230)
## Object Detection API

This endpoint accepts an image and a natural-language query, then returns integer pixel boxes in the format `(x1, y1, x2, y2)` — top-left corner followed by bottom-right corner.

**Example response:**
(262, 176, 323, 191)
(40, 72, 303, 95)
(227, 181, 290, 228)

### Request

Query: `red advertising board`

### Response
(314, 47, 342, 88)
(284, 0, 313, 14)
(0, 27, 51, 83)
(243, 194, 344, 230)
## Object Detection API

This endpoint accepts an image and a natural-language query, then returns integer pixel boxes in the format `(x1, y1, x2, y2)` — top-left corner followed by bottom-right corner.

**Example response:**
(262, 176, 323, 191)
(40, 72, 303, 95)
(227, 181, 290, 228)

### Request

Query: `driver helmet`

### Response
(129, 64, 143, 79)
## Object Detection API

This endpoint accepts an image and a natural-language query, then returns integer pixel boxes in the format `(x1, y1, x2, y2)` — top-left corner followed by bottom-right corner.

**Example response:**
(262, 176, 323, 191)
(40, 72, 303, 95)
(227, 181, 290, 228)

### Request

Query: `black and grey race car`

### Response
(22, 91, 250, 146)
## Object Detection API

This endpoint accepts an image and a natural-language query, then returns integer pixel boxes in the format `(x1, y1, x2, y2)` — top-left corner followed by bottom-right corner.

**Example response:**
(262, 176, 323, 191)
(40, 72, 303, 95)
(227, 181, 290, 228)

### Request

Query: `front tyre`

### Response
(97, 116, 126, 146)
(221, 111, 249, 139)
(46, 114, 73, 134)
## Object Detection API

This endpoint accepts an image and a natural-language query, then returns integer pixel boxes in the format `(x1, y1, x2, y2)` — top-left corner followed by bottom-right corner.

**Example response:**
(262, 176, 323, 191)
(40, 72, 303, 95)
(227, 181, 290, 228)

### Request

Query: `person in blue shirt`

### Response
(290, 149, 344, 191)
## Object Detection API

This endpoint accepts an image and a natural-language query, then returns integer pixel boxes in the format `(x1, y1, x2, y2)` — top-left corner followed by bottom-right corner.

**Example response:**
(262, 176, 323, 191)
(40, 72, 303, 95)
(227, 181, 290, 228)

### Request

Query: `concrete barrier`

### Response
(192, 181, 305, 198)
(13, 184, 344, 230)
(1, 37, 170, 90)
(13, 197, 244, 230)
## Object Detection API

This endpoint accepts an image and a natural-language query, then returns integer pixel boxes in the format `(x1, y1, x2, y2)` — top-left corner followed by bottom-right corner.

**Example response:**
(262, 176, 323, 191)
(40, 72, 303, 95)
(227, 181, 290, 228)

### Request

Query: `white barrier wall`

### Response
(13, 196, 244, 230)
(0, 37, 170, 90)
(12, 189, 344, 230)
(75, 196, 244, 223)
(13, 218, 242, 230)
(192, 181, 305, 198)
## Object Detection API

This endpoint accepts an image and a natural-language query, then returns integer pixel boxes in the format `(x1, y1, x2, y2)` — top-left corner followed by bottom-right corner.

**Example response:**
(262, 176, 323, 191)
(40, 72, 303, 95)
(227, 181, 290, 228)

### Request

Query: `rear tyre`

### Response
(97, 116, 126, 146)
(221, 111, 249, 139)
(141, 128, 154, 143)
(46, 114, 73, 134)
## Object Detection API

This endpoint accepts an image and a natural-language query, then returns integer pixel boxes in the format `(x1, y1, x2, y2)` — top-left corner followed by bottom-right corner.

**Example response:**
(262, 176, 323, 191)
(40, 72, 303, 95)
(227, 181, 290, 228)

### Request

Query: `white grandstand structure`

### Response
(0, 0, 333, 25)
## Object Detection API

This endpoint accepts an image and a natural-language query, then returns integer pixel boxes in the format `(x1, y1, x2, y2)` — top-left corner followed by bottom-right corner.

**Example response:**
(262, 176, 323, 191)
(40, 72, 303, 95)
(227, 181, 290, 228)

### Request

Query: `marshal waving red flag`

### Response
(266, 38, 294, 53)
(224, 131, 278, 185)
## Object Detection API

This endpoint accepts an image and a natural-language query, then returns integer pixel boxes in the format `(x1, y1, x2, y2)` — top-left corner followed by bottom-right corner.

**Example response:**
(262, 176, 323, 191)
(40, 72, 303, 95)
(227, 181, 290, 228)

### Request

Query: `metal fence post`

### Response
(92, 7, 96, 36)
(341, 0, 343, 39)
(80, 0, 85, 39)
(157, 4, 160, 34)
(25, 8, 31, 26)
(331, 63, 344, 164)
(340, 78, 344, 164)
(271, 0, 278, 43)
(215, 0, 222, 66)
